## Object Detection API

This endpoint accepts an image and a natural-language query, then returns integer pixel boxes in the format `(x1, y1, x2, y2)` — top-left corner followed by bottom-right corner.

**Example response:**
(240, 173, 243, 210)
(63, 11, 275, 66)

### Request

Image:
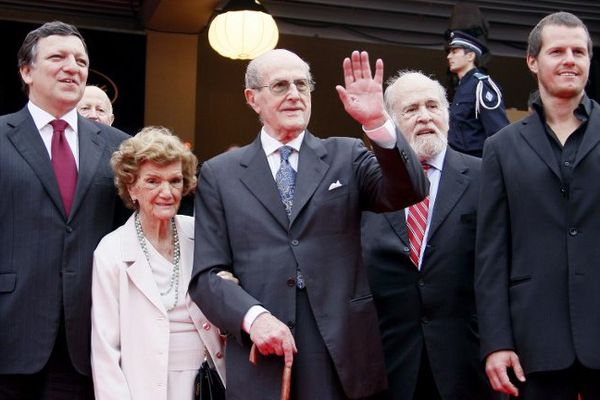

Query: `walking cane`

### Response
(249, 343, 292, 400)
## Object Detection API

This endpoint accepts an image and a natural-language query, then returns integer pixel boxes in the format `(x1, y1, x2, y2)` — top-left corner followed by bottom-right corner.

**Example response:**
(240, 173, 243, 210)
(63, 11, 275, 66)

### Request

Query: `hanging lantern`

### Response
(208, 0, 279, 60)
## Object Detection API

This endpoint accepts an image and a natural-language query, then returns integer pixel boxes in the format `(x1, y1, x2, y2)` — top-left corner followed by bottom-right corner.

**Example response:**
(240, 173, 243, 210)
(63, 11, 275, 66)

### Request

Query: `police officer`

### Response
(447, 30, 509, 157)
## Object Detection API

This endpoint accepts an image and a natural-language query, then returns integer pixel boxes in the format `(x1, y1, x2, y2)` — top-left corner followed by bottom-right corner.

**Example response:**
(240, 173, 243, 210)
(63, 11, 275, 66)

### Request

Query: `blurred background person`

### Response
(446, 31, 509, 157)
(77, 85, 114, 125)
(91, 126, 232, 399)
(362, 71, 497, 400)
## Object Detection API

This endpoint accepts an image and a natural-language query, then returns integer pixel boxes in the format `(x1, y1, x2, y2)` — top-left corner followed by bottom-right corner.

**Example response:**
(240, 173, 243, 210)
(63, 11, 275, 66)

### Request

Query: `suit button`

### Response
(569, 228, 578, 236)
(403, 246, 410, 253)
(66, 226, 73, 233)
(203, 322, 211, 330)
(421, 316, 430, 324)
(291, 239, 299, 246)
(564, 161, 571, 167)
(287, 321, 295, 329)
(286, 277, 296, 287)
(417, 279, 425, 287)
(560, 187, 568, 196)
(215, 352, 223, 359)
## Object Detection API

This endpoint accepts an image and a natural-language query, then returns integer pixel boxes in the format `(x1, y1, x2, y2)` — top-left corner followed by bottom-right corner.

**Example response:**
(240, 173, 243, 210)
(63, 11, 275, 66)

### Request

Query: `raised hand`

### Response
(336, 50, 387, 130)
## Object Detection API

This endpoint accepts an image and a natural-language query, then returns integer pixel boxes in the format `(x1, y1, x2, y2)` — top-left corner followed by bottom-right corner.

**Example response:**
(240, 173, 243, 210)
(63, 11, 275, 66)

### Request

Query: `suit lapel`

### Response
(240, 136, 289, 230)
(289, 131, 329, 225)
(177, 216, 194, 288)
(427, 149, 469, 241)
(383, 211, 409, 246)
(69, 117, 104, 222)
(574, 102, 600, 169)
(519, 114, 562, 181)
(6, 108, 66, 218)
(121, 215, 167, 316)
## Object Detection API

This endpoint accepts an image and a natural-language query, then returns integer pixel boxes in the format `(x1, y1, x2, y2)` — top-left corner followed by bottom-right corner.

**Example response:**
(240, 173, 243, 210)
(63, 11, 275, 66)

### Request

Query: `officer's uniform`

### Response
(447, 31, 509, 157)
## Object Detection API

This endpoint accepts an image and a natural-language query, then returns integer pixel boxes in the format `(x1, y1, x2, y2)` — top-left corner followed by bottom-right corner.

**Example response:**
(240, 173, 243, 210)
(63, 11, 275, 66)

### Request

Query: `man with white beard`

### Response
(361, 71, 498, 400)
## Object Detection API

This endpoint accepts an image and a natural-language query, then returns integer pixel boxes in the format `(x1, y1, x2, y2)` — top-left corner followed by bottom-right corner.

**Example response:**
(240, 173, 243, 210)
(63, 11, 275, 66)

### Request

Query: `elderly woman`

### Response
(91, 126, 226, 400)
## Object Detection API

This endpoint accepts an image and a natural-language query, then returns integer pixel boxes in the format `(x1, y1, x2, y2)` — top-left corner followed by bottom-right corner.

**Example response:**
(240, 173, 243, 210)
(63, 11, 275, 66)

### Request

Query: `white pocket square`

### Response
(328, 180, 343, 190)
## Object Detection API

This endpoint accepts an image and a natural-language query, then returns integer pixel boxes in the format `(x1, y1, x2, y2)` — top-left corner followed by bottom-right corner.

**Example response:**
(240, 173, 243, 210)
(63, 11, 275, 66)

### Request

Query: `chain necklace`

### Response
(134, 212, 181, 311)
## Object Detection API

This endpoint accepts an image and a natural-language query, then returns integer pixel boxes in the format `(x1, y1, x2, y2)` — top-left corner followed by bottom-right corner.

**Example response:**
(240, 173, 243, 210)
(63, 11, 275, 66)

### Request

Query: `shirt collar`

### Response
(260, 128, 305, 156)
(459, 67, 477, 83)
(27, 101, 79, 133)
(423, 146, 446, 172)
(575, 94, 592, 121)
(532, 92, 591, 122)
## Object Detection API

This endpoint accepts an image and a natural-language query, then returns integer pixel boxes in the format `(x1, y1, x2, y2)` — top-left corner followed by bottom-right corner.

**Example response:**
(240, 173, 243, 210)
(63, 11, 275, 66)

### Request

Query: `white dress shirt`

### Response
(261, 129, 304, 178)
(27, 101, 80, 169)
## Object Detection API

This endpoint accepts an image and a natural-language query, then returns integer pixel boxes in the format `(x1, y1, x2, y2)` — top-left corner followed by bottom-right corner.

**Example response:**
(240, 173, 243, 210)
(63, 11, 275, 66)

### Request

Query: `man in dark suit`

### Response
(188, 49, 429, 399)
(0, 21, 129, 399)
(476, 12, 600, 399)
(362, 71, 497, 400)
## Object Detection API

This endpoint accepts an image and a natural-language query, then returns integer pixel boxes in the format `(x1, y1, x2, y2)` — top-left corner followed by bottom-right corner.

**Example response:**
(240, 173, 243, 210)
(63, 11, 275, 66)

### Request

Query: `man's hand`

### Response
(336, 50, 387, 130)
(249, 313, 297, 367)
(485, 350, 526, 397)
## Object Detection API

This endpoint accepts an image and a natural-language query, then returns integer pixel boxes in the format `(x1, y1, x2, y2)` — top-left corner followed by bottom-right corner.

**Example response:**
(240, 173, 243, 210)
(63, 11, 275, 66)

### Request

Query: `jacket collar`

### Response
(120, 213, 195, 316)
(120, 213, 194, 263)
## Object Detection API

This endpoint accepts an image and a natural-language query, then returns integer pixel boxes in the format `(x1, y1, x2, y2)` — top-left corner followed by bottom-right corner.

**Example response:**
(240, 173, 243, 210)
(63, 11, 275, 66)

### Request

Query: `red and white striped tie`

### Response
(407, 164, 430, 267)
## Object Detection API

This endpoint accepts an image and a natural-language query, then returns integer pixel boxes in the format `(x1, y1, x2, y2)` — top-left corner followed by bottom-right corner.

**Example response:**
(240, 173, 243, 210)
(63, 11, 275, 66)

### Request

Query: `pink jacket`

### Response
(91, 214, 226, 400)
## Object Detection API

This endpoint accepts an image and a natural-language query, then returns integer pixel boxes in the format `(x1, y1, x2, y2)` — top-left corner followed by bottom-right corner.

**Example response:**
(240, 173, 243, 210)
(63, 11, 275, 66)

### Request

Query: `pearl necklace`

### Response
(134, 212, 181, 311)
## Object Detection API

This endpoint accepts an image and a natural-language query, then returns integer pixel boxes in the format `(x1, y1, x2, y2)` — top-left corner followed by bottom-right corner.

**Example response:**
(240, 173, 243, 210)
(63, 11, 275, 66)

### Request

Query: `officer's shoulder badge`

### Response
(474, 75, 503, 117)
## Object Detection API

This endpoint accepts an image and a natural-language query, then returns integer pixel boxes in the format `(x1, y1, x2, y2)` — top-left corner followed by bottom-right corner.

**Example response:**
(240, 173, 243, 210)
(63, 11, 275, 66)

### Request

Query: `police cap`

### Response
(448, 30, 488, 57)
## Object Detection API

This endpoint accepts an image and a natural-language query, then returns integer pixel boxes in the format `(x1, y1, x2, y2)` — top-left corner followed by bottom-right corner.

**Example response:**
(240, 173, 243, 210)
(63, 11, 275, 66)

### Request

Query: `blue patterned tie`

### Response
(275, 146, 305, 289)
(276, 146, 296, 218)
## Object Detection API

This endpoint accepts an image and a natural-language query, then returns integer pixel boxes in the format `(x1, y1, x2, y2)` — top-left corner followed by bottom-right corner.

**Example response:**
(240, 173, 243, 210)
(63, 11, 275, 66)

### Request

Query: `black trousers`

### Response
(291, 289, 383, 400)
(0, 323, 93, 400)
(513, 360, 600, 400)
(412, 345, 442, 400)
(292, 288, 347, 400)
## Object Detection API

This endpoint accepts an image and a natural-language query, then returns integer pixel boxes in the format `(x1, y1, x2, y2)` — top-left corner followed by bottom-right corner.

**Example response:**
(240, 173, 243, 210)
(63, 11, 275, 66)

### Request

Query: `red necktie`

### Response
(407, 164, 430, 268)
(50, 119, 77, 216)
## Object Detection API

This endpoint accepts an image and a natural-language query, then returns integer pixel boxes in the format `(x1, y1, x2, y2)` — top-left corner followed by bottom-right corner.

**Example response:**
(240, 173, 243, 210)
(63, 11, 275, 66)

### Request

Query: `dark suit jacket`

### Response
(0, 107, 129, 376)
(362, 148, 495, 400)
(189, 131, 428, 399)
(476, 99, 600, 374)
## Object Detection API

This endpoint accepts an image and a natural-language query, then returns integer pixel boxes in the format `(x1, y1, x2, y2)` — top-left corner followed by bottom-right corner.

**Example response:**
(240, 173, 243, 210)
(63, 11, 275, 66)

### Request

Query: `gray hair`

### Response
(384, 70, 449, 117)
(17, 21, 87, 94)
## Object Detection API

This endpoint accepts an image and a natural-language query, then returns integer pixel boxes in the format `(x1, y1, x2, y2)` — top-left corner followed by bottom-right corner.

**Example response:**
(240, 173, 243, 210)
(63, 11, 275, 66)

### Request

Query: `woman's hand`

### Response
(217, 270, 239, 285)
